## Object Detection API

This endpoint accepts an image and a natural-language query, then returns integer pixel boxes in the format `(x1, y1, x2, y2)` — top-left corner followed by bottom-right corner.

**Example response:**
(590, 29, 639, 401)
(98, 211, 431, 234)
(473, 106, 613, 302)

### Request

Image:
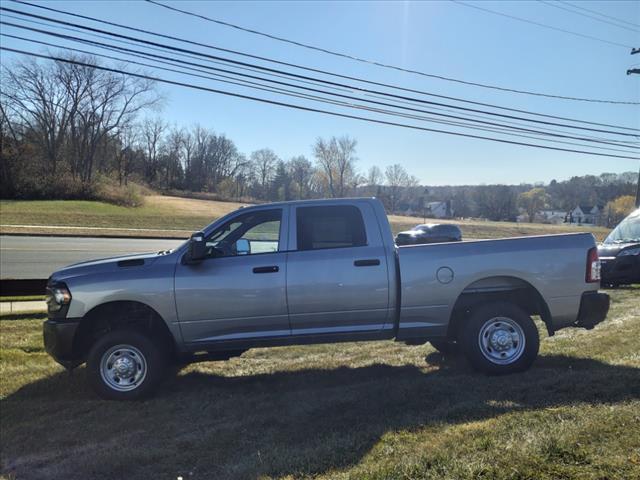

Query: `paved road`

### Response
(0, 236, 184, 279)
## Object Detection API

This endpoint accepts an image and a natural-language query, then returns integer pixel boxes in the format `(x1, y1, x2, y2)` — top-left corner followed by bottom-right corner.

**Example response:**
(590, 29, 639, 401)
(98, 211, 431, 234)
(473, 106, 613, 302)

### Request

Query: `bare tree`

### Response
(288, 155, 314, 199)
(367, 165, 383, 187)
(474, 185, 518, 221)
(141, 117, 166, 184)
(162, 127, 185, 189)
(59, 57, 157, 183)
(205, 134, 238, 192)
(335, 136, 358, 197)
(251, 148, 278, 198)
(114, 125, 139, 186)
(1, 58, 74, 175)
(385, 163, 409, 213)
(313, 135, 358, 198)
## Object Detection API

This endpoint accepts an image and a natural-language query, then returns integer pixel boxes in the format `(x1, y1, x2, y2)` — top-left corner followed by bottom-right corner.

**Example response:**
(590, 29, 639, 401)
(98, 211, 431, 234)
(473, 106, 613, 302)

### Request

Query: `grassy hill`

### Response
(0, 195, 610, 240)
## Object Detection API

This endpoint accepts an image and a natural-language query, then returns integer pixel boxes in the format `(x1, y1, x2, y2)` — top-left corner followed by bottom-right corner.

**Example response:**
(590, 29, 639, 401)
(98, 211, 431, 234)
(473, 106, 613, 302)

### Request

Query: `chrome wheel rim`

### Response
(99, 344, 147, 392)
(478, 317, 525, 365)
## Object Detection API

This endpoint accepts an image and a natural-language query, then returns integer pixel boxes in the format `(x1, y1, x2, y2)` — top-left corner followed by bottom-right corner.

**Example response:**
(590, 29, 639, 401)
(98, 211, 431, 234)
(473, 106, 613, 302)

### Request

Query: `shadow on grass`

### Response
(2, 354, 639, 479)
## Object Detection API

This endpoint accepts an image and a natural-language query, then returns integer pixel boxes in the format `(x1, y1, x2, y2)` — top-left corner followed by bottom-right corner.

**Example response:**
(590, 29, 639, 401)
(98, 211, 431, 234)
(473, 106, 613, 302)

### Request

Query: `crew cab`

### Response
(44, 198, 609, 400)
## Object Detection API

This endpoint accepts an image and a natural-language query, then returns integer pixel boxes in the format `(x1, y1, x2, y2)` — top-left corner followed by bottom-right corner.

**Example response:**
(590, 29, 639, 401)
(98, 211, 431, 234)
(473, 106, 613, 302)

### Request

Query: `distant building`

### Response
(516, 209, 566, 224)
(425, 201, 453, 219)
(397, 200, 453, 219)
(540, 210, 567, 224)
(567, 205, 602, 225)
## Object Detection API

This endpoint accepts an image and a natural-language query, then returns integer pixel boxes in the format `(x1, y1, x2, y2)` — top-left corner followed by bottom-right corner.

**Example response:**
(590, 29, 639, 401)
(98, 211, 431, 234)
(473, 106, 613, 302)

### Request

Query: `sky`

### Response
(0, 0, 638, 185)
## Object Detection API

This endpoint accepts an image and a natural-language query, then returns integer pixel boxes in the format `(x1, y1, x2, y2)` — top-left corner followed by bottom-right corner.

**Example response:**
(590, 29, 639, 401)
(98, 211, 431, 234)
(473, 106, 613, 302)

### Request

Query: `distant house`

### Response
(397, 200, 453, 219)
(425, 201, 453, 219)
(567, 205, 602, 225)
(540, 210, 567, 224)
(516, 209, 566, 224)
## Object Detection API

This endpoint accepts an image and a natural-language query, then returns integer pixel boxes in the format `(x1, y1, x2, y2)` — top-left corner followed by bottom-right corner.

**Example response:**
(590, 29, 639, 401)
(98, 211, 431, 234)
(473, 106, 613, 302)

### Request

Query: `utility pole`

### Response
(631, 48, 640, 206)
(636, 164, 640, 208)
(628, 48, 640, 75)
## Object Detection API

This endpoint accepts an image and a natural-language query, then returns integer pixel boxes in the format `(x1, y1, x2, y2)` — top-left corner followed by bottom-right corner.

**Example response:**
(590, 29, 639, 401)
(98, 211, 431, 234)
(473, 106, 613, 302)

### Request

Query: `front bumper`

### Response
(600, 256, 640, 285)
(43, 318, 82, 369)
(574, 292, 610, 330)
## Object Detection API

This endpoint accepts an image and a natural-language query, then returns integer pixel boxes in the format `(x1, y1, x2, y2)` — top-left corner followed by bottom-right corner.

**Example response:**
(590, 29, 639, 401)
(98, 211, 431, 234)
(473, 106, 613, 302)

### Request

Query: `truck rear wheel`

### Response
(87, 330, 166, 400)
(460, 302, 539, 375)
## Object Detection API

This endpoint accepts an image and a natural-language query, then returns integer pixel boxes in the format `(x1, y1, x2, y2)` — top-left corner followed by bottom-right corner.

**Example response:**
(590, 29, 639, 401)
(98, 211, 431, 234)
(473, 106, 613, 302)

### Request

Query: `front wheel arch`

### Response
(72, 300, 176, 364)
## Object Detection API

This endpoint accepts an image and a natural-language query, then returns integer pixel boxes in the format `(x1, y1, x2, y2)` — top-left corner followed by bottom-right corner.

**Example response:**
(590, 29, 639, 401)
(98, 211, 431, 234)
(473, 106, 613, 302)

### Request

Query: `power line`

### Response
(4, 30, 635, 155)
(0, 11, 357, 95)
(144, 0, 635, 105)
(364, 91, 640, 146)
(452, 0, 635, 49)
(2, 46, 638, 161)
(7, 10, 635, 146)
(2, 6, 638, 138)
(539, 0, 640, 33)
(560, 1, 640, 29)
(6, 1, 640, 123)
(4, 22, 636, 151)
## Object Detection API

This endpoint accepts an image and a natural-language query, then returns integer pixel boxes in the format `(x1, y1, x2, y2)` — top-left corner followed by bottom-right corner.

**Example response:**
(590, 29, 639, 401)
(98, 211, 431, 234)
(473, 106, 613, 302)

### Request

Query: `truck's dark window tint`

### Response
(297, 205, 366, 250)
(206, 209, 281, 258)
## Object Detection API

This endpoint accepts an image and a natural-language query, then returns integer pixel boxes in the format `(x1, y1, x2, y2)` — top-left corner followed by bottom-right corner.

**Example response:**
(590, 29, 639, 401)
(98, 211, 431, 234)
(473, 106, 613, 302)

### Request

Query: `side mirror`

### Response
(187, 231, 206, 262)
(236, 238, 251, 255)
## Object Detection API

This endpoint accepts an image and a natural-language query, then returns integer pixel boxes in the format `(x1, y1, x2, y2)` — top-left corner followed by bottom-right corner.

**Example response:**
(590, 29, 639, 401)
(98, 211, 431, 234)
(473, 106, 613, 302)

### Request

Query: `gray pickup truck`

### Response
(44, 198, 609, 400)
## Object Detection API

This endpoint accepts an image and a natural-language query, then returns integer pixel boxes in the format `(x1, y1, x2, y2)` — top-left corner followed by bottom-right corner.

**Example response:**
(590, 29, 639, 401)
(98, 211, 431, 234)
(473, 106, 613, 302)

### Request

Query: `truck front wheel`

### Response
(460, 302, 539, 375)
(87, 330, 166, 400)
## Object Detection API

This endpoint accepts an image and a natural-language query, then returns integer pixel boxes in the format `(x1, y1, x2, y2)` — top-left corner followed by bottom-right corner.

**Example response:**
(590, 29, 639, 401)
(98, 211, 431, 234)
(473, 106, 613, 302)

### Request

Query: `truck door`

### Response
(174, 207, 290, 344)
(286, 202, 390, 335)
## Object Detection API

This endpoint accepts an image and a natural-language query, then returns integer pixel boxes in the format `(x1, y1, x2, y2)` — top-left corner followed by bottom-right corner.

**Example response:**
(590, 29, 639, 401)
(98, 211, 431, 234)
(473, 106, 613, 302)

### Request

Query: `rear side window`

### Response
(296, 205, 367, 250)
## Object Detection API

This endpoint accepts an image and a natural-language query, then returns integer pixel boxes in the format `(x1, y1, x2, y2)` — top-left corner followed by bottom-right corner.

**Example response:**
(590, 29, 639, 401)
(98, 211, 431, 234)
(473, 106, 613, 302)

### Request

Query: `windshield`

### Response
(604, 209, 640, 244)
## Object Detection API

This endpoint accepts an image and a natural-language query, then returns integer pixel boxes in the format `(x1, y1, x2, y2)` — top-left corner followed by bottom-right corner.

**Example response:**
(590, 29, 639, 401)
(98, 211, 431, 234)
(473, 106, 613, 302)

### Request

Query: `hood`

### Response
(50, 251, 165, 283)
(598, 241, 640, 257)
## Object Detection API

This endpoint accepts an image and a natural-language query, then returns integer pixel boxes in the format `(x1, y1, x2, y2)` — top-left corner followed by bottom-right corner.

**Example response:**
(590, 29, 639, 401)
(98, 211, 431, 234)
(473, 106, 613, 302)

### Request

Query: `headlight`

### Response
(45, 284, 72, 312)
(618, 247, 640, 257)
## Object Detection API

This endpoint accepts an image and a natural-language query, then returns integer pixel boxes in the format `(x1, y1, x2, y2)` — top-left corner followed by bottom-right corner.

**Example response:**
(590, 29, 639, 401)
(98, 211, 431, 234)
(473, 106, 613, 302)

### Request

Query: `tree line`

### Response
(1, 55, 636, 224)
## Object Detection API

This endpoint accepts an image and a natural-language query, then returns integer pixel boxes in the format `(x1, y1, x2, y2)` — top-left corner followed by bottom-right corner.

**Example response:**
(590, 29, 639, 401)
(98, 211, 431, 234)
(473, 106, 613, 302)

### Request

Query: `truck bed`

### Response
(396, 232, 599, 337)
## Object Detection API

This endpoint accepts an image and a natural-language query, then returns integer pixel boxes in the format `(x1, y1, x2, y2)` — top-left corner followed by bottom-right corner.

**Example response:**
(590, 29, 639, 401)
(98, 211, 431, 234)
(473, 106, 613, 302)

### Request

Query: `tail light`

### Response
(586, 247, 601, 283)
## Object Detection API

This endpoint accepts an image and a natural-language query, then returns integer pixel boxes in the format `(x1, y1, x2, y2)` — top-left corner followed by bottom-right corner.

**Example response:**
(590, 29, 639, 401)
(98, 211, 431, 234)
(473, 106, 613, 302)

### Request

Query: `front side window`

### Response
(296, 205, 366, 250)
(206, 209, 282, 258)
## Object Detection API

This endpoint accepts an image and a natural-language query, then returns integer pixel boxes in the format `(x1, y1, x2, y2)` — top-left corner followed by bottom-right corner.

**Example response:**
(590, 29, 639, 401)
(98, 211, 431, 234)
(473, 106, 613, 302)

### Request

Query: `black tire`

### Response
(460, 302, 539, 375)
(429, 340, 459, 355)
(86, 329, 166, 400)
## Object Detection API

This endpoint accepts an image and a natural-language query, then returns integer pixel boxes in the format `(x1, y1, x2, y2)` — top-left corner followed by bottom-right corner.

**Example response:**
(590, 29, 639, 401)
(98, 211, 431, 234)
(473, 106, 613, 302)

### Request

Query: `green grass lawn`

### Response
(0, 196, 610, 240)
(0, 198, 213, 232)
(1, 287, 638, 479)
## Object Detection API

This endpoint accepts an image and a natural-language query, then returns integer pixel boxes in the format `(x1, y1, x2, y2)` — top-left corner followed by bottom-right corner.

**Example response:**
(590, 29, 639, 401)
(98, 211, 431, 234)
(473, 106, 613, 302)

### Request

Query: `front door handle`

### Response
(253, 265, 279, 274)
(354, 259, 380, 267)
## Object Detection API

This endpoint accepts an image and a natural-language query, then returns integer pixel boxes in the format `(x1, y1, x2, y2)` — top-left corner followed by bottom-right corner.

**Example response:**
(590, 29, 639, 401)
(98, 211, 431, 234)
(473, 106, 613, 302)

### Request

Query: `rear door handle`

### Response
(354, 259, 380, 267)
(253, 265, 279, 274)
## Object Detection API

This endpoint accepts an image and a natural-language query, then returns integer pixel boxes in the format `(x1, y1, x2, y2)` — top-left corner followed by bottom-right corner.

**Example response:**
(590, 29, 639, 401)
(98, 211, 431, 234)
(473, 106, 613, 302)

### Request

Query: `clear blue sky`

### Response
(1, 0, 638, 185)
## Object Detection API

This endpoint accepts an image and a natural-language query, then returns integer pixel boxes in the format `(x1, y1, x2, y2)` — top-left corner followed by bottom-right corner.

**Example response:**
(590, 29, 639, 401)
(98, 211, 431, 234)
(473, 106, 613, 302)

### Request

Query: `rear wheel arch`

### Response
(72, 300, 176, 362)
(448, 276, 553, 340)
